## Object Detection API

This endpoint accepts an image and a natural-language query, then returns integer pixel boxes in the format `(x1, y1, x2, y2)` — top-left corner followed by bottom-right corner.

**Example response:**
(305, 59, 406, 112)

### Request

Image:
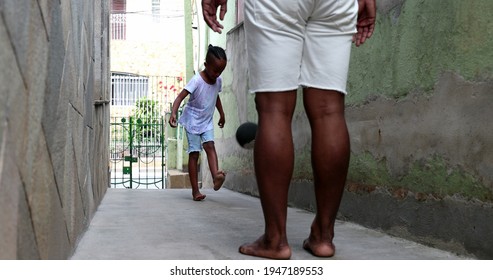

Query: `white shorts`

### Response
(244, 0, 358, 94)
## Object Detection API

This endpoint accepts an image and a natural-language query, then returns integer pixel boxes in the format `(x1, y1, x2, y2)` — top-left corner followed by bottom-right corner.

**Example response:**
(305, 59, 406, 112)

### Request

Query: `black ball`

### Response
(236, 122, 257, 149)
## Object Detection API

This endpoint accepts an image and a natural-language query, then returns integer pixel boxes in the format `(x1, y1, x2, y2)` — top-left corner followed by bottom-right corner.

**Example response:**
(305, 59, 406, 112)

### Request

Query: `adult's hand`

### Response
(353, 0, 376, 46)
(202, 0, 228, 33)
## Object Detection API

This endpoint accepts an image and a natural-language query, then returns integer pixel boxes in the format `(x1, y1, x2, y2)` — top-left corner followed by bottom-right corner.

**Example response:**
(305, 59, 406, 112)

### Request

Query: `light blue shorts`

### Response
(185, 129, 214, 153)
(244, 0, 358, 94)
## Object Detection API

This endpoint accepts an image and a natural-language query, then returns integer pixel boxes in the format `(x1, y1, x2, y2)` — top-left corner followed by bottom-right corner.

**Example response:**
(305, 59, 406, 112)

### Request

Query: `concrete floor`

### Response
(71, 188, 468, 260)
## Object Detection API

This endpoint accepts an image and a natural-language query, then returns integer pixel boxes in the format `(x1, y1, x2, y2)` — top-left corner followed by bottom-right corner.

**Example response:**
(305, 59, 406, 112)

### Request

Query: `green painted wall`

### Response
(348, 0, 493, 104)
(345, 0, 493, 203)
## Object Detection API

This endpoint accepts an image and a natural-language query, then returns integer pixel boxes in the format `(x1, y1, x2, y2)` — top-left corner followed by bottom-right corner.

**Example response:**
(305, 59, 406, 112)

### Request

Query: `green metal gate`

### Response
(110, 116, 166, 189)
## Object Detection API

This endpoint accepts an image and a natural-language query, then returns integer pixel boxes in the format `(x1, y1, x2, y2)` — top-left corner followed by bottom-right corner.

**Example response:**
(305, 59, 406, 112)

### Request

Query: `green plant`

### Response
(131, 97, 162, 143)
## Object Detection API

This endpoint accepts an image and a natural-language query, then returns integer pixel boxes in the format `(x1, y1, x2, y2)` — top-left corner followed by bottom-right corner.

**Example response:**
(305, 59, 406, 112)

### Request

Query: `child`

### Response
(169, 45, 227, 201)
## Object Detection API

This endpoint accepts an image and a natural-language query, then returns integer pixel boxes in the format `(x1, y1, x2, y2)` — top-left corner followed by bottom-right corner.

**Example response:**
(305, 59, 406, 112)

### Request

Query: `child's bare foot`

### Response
(213, 171, 226, 191)
(193, 193, 206, 201)
(302, 237, 335, 257)
(239, 235, 291, 260)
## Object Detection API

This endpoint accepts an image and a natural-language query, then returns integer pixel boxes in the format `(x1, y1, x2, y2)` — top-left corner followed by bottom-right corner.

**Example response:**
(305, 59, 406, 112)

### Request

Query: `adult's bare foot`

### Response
(302, 238, 335, 257)
(239, 235, 291, 260)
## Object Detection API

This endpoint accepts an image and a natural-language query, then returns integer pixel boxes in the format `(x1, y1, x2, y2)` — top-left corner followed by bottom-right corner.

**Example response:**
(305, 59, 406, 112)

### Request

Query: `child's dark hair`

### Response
(206, 44, 227, 62)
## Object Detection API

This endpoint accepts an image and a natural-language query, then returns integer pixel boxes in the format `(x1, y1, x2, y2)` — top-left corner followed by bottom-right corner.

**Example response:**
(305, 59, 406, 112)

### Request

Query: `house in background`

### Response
(109, 0, 188, 189)
(110, 0, 185, 116)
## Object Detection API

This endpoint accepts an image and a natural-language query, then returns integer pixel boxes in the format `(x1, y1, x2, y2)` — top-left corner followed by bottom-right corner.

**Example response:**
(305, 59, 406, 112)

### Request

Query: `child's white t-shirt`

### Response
(178, 73, 222, 134)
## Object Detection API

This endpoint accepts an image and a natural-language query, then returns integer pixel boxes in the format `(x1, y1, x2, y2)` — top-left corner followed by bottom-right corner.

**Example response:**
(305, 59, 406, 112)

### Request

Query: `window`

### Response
(111, 73, 150, 106)
(111, 0, 127, 40)
(152, 0, 161, 23)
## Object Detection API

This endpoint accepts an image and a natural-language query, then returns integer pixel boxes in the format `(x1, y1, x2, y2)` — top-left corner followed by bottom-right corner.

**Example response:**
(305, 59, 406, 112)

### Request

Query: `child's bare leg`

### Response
(238, 91, 296, 260)
(188, 152, 206, 201)
(302, 88, 350, 257)
(203, 141, 225, 190)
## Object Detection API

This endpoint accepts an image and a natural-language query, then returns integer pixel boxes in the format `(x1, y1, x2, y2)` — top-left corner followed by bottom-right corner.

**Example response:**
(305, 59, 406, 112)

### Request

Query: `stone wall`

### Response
(210, 0, 493, 259)
(0, 0, 110, 259)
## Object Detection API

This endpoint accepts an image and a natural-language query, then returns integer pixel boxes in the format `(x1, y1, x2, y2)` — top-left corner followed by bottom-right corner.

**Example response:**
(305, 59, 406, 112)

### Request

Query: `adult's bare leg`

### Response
(188, 152, 206, 201)
(203, 141, 225, 190)
(302, 88, 350, 257)
(239, 91, 296, 260)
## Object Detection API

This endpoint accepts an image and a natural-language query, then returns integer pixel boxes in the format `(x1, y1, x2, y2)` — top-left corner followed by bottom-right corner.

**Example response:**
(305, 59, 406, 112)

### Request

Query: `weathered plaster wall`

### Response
(341, 0, 493, 259)
(0, 1, 110, 259)
(210, 0, 493, 259)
